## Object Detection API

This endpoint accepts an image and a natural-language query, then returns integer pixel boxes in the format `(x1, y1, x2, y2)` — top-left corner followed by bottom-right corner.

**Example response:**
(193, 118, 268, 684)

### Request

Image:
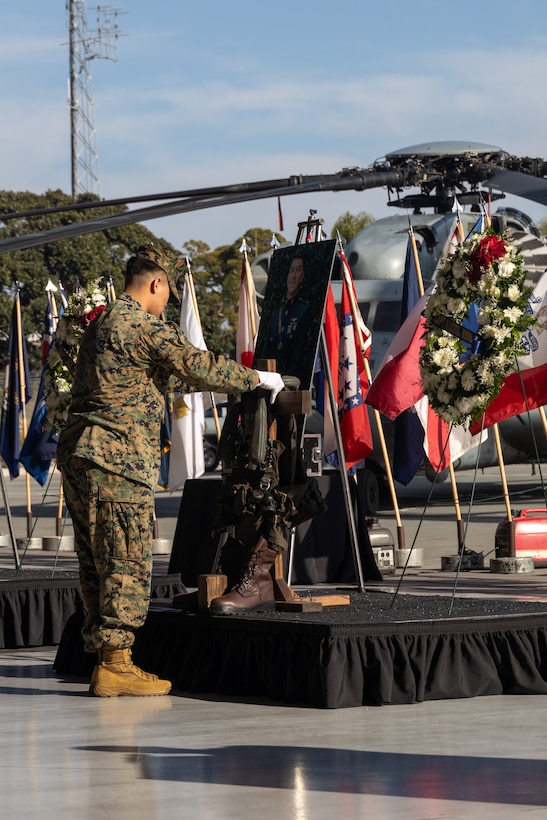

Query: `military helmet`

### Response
(135, 244, 185, 304)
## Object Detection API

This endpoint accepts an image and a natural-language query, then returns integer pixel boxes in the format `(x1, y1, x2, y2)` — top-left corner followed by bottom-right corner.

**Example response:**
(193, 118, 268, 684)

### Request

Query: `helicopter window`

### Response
(358, 302, 371, 325)
(373, 301, 401, 332)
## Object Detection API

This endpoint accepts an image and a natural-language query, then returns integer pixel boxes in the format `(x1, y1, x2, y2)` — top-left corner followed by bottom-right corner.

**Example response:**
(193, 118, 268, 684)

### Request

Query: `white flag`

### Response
(236, 254, 260, 366)
(168, 279, 206, 490)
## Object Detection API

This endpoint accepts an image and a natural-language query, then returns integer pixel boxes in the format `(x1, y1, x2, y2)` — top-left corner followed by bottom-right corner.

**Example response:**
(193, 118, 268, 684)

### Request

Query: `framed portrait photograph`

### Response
(253, 240, 337, 390)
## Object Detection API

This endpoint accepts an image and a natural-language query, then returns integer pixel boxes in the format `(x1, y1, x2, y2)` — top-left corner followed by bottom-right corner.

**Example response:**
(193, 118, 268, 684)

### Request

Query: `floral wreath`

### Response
(419, 230, 535, 427)
(44, 279, 108, 433)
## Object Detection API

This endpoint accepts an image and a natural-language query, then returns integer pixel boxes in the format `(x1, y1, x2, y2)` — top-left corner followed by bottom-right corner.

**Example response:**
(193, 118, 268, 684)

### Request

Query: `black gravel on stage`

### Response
(0, 569, 79, 581)
(215, 589, 547, 624)
(3, 569, 547, 624)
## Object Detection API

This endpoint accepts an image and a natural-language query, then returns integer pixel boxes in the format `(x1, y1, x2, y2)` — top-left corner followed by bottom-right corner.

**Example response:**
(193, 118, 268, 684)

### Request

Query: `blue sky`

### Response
(2, 1, 547, 251)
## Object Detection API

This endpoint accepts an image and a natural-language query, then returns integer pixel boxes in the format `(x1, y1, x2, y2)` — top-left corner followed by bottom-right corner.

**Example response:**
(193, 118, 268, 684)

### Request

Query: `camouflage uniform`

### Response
(57, 292, 258, 652)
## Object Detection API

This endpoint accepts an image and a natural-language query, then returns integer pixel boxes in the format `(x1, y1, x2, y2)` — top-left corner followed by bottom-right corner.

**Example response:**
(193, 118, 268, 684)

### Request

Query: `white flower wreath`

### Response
(419, 231, 535, 427)
(44, 279, 108, 433)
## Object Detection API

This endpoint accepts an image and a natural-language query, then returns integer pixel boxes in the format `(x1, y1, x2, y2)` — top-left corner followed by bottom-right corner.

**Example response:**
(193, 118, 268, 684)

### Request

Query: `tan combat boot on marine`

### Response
(89, 648, 172, 697)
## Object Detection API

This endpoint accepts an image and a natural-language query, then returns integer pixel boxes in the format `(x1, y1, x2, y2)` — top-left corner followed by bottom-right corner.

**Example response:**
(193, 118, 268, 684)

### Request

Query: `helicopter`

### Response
(2, 139, 547, 492)
(247, 142, 547, 488)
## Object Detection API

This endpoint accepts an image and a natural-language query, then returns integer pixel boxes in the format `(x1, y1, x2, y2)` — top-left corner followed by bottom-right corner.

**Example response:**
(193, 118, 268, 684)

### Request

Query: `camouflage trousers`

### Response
(61, 457, 154, 653)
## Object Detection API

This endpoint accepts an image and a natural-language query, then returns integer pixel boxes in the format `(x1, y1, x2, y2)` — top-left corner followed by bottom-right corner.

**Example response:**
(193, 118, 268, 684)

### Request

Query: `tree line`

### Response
(0, 188, 374, 371)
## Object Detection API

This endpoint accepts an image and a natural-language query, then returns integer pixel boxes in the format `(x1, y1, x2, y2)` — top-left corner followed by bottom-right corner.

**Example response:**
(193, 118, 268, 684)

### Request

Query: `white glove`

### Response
(255, 370, 285, 403)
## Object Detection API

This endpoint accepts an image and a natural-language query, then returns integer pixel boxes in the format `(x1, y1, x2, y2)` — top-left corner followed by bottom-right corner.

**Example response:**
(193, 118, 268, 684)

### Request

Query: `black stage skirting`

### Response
(54, 592, 547, 708)
(0, 573, 184, 649)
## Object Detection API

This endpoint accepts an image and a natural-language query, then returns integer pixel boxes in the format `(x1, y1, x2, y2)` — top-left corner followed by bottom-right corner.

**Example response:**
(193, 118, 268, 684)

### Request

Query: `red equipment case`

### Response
(495, 509, 547, 566)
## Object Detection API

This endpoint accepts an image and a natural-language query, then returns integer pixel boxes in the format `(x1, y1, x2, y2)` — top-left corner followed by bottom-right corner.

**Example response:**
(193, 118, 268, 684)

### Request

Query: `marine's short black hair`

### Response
(124, 255, 165, 288)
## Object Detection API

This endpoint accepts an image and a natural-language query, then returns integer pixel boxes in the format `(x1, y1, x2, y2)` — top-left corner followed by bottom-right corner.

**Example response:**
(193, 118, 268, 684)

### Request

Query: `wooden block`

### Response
(273, 577, 301, 603)
(197, 574, 228, 612)
(274, 552, 284, 579)
(276, 600, 324, 613)
(305, 594, 351, 607)
(275, 593, 350, 613)
(255, 359, 277, 371)
(273, 390, 312, 415)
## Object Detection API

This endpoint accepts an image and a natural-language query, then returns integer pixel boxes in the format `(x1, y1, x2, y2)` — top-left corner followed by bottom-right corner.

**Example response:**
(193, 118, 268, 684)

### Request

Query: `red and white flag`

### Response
(320, 285, 340, 460)
(335, 269, 373, 470)
(414, 396, 486, 472)
(366, 291, 430, 420)
(236, 253, 260, 367)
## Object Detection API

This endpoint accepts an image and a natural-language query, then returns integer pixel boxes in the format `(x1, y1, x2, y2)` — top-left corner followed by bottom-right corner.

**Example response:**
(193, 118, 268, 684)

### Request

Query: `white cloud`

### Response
(2, 21, 547, 250)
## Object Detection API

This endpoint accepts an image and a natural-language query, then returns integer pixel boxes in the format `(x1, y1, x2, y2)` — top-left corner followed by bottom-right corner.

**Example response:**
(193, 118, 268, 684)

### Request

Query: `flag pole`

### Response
(185, 258, 222, 440)
(45, 281, 65, 536)
(14, 288, 32, 537)
(336, 236, 406, 551)
(409, 224, 465, 549)
(241, 244, 257, 339)
(320, 326, 366, 591)
(107, 272, 117, 302)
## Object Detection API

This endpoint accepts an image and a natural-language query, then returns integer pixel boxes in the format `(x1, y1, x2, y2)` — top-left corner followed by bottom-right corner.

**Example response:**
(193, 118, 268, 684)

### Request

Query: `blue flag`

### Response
(0, 295, 31, 479)
(19, 376, 58, 486)
(465, 213, 485, 240)
(392, 236, 425, 485)
(20, 297, 59, 485)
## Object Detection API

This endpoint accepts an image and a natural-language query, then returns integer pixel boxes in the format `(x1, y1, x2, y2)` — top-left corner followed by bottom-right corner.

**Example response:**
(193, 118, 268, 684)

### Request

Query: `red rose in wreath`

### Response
(81, 304, 106, 329)
(467, 234, 507, 284)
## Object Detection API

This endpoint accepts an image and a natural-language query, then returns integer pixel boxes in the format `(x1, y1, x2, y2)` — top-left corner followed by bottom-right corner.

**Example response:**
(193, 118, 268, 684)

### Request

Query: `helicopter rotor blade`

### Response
(0, 168, 403, 222)
(0, 169, 403, 254)
(483, 168, 547, 207)
(0, 175, 335, 221)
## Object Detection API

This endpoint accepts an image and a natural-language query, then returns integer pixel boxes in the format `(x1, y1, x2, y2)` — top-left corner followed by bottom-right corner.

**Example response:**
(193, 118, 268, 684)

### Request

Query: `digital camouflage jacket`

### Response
(56, 293, 259, 488)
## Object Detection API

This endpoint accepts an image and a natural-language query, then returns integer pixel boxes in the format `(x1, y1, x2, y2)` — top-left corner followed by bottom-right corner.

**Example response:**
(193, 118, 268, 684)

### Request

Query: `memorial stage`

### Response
(2, 552, 547, 708)
(5, 473, 547, 708)
(52, 588, 547, 708)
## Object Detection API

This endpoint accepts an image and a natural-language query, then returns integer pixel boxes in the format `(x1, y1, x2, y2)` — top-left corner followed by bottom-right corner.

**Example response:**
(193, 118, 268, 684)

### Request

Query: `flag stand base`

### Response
(490, 556, 534, 574)
(441, 552, 484, 571)
(395, 548, 423, 568)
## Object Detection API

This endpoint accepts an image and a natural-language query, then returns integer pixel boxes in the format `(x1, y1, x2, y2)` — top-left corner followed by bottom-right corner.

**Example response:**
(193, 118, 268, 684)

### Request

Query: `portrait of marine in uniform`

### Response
(254, 240, 337, 390)
(260, 251, 310, 378)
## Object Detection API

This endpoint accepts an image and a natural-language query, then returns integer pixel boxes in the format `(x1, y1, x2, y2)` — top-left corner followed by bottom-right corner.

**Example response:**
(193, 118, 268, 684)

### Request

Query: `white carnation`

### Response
(497, 259, 515, 277)
(446, 297, 466, 315)
(503, 306, 523, 324)
(461, 368, 476, 391)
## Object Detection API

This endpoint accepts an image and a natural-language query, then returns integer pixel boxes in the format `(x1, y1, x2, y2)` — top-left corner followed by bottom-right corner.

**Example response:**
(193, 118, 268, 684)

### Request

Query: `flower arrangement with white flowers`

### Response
(44, 279, 108, 433)
(419, 231, 535, 427)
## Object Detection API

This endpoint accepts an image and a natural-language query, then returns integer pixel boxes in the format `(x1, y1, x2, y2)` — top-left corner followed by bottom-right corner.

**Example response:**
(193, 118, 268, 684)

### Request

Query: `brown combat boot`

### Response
(209, 537, 278, 615)
(89, 648, 172, 697)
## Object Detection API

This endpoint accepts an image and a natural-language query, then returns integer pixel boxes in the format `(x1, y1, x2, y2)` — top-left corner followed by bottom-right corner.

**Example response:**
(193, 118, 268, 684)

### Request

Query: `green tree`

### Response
(0, 190, 285, 369)
(537, 217, 547, 236)
(330, 210, 375, 244)
(0, 189, 177, 369)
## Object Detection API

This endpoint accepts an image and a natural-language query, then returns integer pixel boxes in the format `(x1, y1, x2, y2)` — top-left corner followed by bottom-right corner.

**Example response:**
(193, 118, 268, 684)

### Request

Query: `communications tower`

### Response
(66, 1, 123, 198)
